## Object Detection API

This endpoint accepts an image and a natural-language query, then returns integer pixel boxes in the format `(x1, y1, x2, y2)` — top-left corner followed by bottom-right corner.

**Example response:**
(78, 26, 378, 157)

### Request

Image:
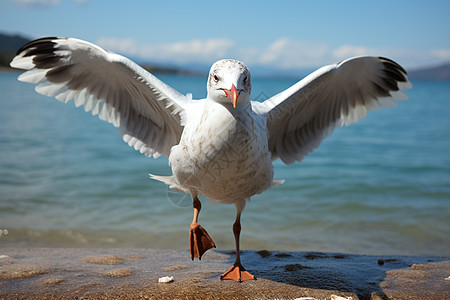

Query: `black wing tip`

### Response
(14, 37, 69, 70)
(16, 36, 62, 55)
(378, 57, 409, 87)
(378, 56, 408, 75)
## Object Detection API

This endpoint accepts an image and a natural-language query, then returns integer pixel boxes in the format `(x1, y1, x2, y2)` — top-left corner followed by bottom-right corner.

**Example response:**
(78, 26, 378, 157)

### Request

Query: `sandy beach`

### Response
(0, 248, 448, 299)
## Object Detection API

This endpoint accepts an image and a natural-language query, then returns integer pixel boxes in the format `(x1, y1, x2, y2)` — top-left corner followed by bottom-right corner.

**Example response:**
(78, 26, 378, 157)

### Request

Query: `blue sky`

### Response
(2, 0, 450, 72)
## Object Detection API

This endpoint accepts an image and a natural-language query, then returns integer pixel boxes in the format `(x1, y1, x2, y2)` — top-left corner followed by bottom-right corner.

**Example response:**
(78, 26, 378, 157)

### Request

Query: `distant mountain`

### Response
(0, 33, 31, 68)
(408, 63, 450, 81)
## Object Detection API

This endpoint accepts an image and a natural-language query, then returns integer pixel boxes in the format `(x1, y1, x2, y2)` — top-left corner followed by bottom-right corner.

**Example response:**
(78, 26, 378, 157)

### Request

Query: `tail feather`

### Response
(149, 174, 188, 193)
(272, 179, 285, 188)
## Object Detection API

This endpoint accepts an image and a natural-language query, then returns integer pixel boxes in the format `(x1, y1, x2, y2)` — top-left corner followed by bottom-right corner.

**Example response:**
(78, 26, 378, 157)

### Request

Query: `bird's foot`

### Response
(220, 263, 256, 282)
(189, 222, 216, 260)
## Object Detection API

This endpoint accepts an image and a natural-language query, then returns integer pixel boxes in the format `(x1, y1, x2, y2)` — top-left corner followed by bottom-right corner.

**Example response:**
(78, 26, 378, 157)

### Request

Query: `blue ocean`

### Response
(0, 71, 449, 257)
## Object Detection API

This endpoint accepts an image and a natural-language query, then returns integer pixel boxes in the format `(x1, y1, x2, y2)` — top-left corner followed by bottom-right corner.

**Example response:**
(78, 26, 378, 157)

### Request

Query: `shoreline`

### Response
(0, 248, 448, 299)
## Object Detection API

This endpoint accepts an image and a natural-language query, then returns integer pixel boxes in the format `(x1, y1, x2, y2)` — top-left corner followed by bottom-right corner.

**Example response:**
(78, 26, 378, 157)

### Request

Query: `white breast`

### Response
(169, 100, 273, 203)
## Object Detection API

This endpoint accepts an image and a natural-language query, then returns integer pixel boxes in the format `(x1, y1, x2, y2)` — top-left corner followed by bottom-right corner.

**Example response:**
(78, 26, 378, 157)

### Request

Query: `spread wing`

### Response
(11, 37, 191, 158)
(252, 56, 412, 165)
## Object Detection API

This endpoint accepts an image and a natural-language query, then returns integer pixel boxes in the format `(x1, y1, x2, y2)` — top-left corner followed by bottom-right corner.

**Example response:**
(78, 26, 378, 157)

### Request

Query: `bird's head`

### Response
(207, 59, 251, 108)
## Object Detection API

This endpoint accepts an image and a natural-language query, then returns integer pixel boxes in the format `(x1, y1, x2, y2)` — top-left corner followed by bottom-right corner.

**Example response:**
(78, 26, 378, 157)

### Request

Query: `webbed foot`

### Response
(220, 263, 256, 282)
(189, 222, 216, 260)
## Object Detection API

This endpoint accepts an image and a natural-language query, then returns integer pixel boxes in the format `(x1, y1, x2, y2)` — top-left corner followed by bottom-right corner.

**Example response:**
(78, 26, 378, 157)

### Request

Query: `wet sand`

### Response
(0, 248, 448, 299)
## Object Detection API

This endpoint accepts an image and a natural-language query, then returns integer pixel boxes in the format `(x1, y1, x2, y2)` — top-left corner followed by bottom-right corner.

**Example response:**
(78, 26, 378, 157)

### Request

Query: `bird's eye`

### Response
(213, 75, 219, 82)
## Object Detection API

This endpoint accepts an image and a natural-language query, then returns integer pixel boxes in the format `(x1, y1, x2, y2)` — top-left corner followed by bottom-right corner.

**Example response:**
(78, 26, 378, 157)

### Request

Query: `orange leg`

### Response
(221, 209, 256, 282)
(189, 196, 215, 260)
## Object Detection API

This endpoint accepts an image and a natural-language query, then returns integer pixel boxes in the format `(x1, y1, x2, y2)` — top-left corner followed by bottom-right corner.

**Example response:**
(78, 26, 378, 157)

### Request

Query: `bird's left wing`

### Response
(11, 37, 191, 158)
(252, 56, 412, 165)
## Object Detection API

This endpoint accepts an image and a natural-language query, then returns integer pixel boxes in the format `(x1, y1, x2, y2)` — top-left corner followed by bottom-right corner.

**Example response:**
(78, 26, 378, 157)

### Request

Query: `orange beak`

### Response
(230, 84, 238, 108)
(223, 84, 238, 108)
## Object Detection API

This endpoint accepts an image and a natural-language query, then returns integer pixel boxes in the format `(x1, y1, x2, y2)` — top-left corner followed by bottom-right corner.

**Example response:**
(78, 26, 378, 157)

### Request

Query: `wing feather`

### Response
(254, 56, 412, 165)
(11, 37, 191, 158)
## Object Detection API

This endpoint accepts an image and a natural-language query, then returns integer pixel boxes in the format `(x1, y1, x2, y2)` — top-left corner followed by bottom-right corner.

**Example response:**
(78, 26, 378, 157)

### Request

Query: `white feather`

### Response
(11, 37, 189, 158)
(10, 55, 35, 70)
(258, 56, 412, 164)
(11, 40, 411, 204)
(17, 68, 48, 84)
(11, 49, 412, 273)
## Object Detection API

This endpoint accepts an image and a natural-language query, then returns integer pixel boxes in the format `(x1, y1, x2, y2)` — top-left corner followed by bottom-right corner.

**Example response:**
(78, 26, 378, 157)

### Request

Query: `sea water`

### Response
(0, 72, 449, 257)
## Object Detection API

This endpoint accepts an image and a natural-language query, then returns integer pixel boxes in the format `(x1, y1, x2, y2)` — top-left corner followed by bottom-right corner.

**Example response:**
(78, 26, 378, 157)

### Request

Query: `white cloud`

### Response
(333, 45, 450, 69)
(97, 37, 235, 65)
(11, 0, 87, 6)
(12, 0, 60, 6)
(258, 38, 329, 69)
(332, 45, 372, 60)
(431, 49, 450, 60)
(331, 45, 409, 62)
(97, 37, 331, 69)
(96, 37, 450, 71)
(97, 38, 139, 56)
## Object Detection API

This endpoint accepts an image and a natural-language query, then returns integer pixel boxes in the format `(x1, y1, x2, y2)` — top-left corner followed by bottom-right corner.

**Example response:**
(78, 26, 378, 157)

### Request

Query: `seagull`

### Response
(11, 37, 411, 282)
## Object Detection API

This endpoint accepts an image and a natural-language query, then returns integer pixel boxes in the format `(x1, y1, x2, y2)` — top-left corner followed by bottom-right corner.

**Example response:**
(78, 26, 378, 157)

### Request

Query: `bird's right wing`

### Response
(11, 37, 192, 158)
